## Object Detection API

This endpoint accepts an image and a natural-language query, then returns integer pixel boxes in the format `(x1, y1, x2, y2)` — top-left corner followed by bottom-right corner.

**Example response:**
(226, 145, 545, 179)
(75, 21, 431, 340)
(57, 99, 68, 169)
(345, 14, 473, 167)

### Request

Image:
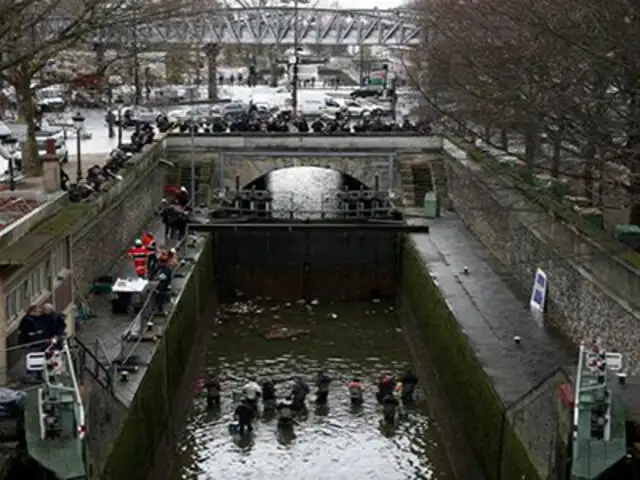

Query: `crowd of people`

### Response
(202, 370, 419, 435)
(126, 187, 192, 314)
(170, 105, 426, 135)
(66, 123, 157, 201)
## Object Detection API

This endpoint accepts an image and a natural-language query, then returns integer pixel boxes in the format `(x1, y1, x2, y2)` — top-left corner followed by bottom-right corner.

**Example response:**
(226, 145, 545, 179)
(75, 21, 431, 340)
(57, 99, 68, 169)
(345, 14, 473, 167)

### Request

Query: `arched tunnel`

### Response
(215, 166, 396, 219)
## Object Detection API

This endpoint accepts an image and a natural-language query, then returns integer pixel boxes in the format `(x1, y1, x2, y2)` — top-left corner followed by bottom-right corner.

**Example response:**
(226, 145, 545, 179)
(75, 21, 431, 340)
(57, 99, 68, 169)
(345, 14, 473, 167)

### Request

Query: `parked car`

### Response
(337, 99, 376, 117)
(350, 86, 385, 99)
(14, 129, 69, 165)
(220, 102, 248, 121)
(106, 105, 163, 127)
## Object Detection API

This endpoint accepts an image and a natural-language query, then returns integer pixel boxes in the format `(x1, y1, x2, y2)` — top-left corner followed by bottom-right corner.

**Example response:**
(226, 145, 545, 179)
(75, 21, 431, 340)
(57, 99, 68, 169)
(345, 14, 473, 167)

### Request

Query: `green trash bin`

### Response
(423, 191, 437, 219)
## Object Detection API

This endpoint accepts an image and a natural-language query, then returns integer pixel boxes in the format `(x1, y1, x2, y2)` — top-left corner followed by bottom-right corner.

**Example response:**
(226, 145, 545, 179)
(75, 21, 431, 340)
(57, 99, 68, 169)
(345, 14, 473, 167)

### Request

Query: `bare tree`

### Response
(409, 0, 640, 224)
(0, 0, 193, 175)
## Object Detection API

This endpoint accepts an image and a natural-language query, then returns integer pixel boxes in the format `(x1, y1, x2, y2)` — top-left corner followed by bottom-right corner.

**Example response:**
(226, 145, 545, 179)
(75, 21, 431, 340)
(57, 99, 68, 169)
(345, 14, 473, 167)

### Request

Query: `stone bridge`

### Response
(164, 134, 445, 200)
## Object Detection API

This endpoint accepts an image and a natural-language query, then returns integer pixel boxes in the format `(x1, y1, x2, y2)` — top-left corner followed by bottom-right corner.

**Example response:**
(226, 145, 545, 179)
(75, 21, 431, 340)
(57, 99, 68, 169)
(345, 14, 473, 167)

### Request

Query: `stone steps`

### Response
(412, 162, 434, 207)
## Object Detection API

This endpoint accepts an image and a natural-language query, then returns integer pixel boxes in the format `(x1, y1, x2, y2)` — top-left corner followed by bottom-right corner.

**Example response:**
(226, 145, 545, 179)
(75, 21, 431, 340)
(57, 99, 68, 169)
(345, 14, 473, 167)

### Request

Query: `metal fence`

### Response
(113, 229, 200, 376)
(504, 367, 572, 479)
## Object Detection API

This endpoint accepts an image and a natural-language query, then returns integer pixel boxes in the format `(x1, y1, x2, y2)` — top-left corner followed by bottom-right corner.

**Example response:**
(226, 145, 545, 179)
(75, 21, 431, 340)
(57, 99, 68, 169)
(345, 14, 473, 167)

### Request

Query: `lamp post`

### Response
(281, 0, 308, 114)
(188, 112, 196, 204)
(72, 112, 85, 182)
(115, 98, 123, 147)
(292, 0, 300, 113)
(107, 77, 118, 139)
(2, 135, 18, 191)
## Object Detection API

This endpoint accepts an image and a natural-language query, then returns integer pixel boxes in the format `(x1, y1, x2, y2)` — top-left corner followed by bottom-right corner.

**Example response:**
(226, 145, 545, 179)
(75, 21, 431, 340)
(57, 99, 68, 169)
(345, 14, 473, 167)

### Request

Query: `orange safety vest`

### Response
(128, 246, 148, 277)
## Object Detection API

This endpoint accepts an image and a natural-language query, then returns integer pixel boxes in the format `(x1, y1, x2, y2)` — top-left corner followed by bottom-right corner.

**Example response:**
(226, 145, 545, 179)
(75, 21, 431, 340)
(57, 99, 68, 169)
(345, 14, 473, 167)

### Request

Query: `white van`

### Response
(282, 92, 343, 116)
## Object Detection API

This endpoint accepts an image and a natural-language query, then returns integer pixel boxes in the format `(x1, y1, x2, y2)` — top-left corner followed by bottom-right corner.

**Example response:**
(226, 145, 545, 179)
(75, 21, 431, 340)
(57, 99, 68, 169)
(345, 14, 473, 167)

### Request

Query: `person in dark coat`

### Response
(18, 306, 45, 347)
(40, 303, 66, 339)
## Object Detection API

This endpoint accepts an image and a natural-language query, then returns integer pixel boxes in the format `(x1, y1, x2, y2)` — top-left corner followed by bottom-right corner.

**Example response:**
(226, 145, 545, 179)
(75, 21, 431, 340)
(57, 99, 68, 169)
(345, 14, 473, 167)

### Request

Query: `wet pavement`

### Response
(74, 218, 181, 406)
(175, 298, 455, 480)
(409, 212, 576, 404)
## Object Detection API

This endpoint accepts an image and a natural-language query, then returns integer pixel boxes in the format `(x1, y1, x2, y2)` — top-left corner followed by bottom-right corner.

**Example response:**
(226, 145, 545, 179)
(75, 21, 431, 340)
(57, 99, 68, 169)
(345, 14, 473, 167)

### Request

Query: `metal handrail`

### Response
(70, 337, 114, 393)
(117, 230, 196, 372)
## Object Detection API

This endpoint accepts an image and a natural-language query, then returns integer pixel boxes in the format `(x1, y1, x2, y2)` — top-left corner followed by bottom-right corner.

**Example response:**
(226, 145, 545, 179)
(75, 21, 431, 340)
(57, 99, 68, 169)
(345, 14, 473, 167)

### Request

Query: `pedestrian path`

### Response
(74, 218, 176, 405)
(410, 213, 574, 403)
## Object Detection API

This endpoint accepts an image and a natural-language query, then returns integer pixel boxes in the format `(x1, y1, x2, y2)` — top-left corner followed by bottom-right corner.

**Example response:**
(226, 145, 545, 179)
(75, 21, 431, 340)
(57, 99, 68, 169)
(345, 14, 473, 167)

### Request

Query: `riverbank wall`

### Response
(442, 139, 640, 373)
(401, 233, 554, 480)
(97, 235, 215, 480)
(70, 138, 168, 295)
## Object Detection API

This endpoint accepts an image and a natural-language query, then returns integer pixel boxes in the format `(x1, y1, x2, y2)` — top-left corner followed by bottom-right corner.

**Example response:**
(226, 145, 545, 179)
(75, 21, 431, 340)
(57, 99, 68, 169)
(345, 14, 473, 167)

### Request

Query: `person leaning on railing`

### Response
(18, 305, 47, 349)
(153, 247, 180, 314)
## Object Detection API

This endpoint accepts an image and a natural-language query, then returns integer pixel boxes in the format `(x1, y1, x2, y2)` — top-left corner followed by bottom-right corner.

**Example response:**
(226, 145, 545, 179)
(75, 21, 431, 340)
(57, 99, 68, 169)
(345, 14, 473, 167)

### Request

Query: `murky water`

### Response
(174, 298, 454, 480)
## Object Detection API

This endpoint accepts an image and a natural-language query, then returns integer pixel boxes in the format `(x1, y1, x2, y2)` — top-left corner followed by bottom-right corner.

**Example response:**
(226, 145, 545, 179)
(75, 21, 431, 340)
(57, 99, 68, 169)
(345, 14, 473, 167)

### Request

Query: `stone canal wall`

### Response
(443, 140, 640, 373)
(99, 235, 215, 480)
(71, 138, 168, 295)
(401, 239, 541, 480)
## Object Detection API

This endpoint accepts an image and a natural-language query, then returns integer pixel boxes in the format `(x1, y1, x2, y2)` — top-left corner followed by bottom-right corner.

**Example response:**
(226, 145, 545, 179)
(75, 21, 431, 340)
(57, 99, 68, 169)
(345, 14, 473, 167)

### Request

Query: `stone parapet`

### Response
(443, 140, 640, 373)
(166, 133, 443, 152)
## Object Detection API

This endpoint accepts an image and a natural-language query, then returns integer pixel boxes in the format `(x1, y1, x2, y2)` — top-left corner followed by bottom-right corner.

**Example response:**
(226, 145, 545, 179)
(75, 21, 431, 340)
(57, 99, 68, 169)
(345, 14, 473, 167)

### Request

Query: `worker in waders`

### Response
(128, 239, 148, 278)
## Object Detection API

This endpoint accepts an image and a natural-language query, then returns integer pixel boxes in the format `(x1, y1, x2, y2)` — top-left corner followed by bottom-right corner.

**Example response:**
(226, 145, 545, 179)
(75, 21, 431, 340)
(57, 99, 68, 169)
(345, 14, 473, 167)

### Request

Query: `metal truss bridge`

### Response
(44, 7, 422, 47)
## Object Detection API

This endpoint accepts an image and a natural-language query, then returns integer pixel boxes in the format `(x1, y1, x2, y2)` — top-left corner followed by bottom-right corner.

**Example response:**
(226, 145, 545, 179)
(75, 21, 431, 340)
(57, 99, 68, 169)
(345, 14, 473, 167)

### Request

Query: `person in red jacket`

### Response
(128, 239, 148, 278)
(141, 232, 157, 275)
(348, 378, 364, 406)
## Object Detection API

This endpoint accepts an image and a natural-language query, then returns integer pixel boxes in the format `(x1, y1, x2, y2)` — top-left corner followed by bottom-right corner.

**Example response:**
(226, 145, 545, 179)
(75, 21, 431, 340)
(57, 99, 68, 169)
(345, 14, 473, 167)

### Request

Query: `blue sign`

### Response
(533, 290, 543, 306)
(530, 268, 548, 319)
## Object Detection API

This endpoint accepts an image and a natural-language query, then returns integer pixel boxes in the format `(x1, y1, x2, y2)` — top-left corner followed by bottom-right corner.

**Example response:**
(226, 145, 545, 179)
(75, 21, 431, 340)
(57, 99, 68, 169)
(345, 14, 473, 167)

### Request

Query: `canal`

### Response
(174, 298, 455, 479)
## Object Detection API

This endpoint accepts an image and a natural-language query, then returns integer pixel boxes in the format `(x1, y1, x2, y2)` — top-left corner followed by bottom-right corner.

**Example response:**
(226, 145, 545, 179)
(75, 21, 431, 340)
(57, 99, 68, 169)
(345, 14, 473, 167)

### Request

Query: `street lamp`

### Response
(72, 112, 85, 182)
(2, 135, 18, 191)
(188, 112, 196, 203)
(115, 98, 124, 147)
(281, 0, 309, 114)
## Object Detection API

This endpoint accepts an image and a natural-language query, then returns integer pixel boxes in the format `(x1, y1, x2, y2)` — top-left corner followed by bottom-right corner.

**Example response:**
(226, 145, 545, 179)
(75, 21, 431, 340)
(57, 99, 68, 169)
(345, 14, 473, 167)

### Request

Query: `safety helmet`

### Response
(134, 239, 142, 247)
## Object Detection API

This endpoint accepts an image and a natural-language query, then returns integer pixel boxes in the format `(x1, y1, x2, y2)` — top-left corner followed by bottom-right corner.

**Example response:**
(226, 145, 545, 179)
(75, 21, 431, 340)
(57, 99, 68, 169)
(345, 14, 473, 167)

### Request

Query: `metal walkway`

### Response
(42, 7, 422, 46)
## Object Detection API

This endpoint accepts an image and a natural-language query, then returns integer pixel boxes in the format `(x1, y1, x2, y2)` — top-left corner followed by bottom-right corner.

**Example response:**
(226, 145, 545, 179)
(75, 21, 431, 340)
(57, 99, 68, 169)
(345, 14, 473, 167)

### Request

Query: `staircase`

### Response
(411, 162, 434, 207)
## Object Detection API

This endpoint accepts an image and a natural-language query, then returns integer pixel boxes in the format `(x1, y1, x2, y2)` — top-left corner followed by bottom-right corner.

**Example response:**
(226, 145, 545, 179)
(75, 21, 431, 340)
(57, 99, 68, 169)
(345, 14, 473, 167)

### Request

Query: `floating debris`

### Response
(264, 324, 309, 340)
(310, 299, 319, 306)
(327, 313, 338, 320)
(372, 298, 380, 304)
(296, 298, 306, 305)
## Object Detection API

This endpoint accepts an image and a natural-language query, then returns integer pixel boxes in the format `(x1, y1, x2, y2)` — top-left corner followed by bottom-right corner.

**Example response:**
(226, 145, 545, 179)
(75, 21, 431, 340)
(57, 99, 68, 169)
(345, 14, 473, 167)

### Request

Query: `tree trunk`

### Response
(551, 132, 562, 179)
(15, 74, 41, 177)
(524, 123, 538, 170)
(483, 124, 491, 143)
(500, 128, 508, 150)
(583, 141, 595, 203)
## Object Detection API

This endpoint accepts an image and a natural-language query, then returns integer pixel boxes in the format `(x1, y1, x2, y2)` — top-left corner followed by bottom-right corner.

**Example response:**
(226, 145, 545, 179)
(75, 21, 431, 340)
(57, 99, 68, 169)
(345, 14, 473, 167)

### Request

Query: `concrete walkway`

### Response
(74, 217, 176, 406)
(411, 213, 575, 403)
